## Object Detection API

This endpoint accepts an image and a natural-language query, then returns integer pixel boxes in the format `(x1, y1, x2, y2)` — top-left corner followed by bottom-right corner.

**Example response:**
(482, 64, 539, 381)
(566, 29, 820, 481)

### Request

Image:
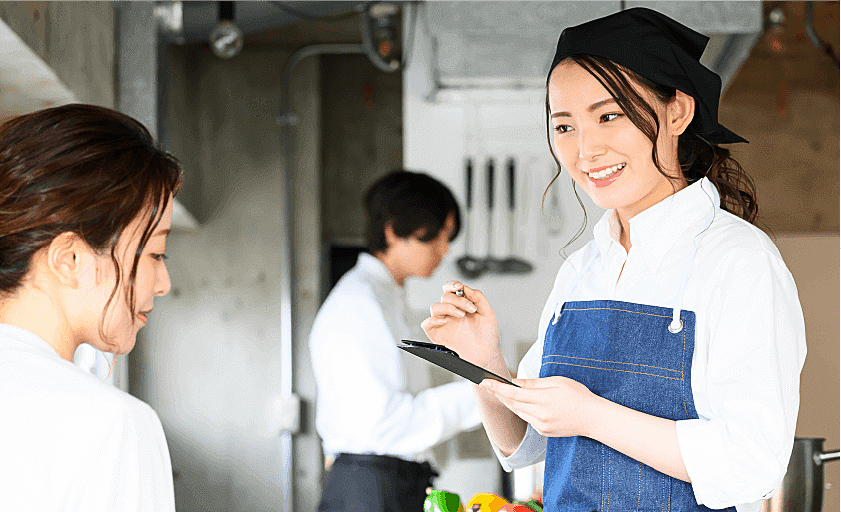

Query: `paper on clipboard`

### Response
(398, 340, 519, 387)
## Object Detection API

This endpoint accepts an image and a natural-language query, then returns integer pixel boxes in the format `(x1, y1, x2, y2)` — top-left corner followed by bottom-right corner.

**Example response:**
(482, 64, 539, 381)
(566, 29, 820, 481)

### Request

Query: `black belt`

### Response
(333, 453, 439, 481)
(319, 453, 439, 511)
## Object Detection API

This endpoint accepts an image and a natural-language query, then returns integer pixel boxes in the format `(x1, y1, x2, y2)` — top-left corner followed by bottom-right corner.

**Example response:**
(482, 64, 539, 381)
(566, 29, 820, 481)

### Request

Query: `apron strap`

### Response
(554, 184, 719, 333)
(553, 254, 599, 324)
(669, 187, 717, 333)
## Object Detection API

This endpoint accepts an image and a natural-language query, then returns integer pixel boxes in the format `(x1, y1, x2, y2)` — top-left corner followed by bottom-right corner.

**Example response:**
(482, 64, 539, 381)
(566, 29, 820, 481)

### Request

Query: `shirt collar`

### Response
(356, 252, 407, 317)
(357, 252, 402, 289)
(0, 322, 62, 359)
(593, 177, 720, 272)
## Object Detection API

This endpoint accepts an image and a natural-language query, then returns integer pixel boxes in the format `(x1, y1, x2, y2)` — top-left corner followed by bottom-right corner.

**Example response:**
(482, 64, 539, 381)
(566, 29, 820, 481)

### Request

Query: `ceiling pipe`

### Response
(174, 2, 365, 44)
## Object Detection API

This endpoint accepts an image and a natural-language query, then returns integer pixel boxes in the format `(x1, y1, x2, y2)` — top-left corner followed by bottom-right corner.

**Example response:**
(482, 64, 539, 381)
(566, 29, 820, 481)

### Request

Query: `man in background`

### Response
(309, 170, 481, 512)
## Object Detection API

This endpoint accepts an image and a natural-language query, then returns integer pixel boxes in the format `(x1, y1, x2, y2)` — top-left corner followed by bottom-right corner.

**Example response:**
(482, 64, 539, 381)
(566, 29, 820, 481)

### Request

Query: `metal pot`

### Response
(760, 437, 840, 512)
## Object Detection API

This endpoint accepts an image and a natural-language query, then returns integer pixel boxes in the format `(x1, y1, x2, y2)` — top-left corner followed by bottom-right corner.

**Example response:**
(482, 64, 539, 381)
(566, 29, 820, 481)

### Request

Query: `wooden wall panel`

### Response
(720, 1, 839, 234)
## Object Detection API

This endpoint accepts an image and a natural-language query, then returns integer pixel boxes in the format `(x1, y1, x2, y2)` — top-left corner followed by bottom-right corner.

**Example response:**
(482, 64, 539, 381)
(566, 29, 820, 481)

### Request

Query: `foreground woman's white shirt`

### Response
(0, 323, 175, 512)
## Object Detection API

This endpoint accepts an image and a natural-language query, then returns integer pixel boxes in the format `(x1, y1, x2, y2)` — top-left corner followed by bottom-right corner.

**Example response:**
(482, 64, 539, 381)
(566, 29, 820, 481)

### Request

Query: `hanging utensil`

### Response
(760, 437, 840, 512)
(483, 157, 504, 274)
(500, 157, 533, 274)
(456, 157, 485, 279)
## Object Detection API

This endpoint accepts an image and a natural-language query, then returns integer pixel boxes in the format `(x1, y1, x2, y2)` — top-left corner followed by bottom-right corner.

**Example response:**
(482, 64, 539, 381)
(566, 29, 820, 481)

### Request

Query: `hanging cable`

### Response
(269, 1, 360, 22)
(804, 2, 839, 67)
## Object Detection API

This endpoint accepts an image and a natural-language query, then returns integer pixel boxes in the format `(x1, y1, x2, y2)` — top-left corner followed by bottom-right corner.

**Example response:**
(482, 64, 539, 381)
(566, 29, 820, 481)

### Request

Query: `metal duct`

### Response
(418, 1, 763, 94)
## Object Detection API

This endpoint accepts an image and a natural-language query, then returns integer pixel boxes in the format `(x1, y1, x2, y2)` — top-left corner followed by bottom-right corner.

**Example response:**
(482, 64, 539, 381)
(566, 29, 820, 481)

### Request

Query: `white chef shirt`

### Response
(309, 252, 481, 461)
(0, 323, 175, 512)
(494, 178, 806, 511)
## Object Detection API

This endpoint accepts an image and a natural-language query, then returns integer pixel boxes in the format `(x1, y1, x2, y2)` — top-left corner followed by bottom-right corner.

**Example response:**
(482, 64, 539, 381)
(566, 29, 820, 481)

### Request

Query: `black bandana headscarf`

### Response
(548, 7, 747, 144)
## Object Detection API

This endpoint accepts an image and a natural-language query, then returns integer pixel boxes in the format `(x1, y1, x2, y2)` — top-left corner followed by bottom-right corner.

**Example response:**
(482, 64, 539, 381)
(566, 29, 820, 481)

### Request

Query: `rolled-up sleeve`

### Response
(492, 336, 549, 471)
(493, 423, 548, 472)
(490, 258, 584, 471)
(676, 248, 806, 508)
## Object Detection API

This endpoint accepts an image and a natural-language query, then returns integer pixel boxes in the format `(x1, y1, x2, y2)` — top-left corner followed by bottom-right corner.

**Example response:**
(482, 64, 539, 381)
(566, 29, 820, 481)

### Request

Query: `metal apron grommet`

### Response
(668, 319, 683, 333)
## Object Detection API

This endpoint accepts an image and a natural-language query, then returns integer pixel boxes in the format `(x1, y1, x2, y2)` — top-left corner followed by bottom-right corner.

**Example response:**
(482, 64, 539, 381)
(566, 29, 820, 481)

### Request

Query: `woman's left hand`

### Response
(480, 376, 598, 438)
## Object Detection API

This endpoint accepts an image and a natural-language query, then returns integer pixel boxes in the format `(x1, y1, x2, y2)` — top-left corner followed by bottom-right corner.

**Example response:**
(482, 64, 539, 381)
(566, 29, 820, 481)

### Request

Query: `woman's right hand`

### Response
(421, 281, 502, 368)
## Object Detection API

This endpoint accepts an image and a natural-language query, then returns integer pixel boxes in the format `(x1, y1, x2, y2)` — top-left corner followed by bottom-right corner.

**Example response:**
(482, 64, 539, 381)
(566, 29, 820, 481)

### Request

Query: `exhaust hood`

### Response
(418, 1, 763, 94)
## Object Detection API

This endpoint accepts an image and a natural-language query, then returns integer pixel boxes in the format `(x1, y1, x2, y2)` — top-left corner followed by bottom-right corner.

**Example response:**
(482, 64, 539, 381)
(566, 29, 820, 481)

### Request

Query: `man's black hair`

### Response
(363, 170, 461, 254)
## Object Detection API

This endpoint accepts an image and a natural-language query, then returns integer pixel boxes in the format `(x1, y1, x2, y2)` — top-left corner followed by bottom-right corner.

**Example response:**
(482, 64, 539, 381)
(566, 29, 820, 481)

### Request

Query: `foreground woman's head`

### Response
(0, 104, 183, 358)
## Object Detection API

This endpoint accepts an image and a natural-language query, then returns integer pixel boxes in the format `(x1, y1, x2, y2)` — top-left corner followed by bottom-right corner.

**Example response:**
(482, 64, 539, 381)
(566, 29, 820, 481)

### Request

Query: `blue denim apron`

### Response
(539, 195, 734, 511)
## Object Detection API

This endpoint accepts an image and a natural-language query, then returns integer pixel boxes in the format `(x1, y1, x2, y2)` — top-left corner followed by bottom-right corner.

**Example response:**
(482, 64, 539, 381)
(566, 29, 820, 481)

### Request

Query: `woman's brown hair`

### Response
(545, 55, 758, 245)
(0, 104, 183, 344)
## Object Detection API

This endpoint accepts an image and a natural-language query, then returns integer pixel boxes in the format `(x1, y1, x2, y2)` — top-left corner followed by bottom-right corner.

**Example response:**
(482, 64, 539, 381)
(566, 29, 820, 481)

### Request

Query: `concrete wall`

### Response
(321, 53, 403, 245)
(0, 1, 115, 108)
(130, 42, 324, 511)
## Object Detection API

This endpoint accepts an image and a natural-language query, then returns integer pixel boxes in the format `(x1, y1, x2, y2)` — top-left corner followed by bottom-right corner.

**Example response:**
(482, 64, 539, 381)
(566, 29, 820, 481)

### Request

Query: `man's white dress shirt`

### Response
(495, 178, 806, 511)
(309, 252, 481, 461)
(0, 323, 175, 512)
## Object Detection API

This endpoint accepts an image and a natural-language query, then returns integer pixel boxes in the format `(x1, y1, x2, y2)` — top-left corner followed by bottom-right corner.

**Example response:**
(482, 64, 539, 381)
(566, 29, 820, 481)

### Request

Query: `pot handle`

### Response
(815, 450, 840, 464)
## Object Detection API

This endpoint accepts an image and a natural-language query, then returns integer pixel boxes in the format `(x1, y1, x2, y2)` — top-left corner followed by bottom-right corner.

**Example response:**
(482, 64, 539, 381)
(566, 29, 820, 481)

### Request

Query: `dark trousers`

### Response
(318, 453, 438, 512)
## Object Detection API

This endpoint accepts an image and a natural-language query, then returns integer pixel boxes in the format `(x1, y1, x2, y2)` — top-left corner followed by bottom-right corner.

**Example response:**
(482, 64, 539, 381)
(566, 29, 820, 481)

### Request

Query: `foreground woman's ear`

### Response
(45, 232, 88, 289)
(669, 90, 695, 137)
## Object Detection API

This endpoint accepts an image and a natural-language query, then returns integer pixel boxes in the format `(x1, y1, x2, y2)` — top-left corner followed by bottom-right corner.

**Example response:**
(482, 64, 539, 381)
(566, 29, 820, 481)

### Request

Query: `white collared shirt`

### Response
(495, 178, 806, 511)
(309, 252, 481, 461)
(0, 323, 175, 512)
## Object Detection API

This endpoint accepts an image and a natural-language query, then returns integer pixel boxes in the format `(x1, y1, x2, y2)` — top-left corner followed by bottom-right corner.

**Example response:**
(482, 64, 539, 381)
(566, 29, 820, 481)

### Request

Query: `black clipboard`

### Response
(398, 340, 519, 387)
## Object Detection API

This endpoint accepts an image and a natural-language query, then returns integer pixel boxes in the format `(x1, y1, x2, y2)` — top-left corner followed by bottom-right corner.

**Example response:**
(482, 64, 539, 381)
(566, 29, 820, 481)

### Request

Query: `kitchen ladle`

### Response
(482, 157, 505, 274)
(500, 157, 533, 274)
(456, 157, 485, 279)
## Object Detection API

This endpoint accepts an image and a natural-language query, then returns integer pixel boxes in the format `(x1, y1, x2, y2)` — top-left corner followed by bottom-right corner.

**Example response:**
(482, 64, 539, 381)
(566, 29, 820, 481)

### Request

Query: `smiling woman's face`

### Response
(548, 59, 685, 221)
(82, 196, 174, 355)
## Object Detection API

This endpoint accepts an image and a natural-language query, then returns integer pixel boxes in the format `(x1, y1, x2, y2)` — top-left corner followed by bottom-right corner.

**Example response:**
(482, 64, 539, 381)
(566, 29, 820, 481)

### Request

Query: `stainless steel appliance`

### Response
(760, 437, 839, 512)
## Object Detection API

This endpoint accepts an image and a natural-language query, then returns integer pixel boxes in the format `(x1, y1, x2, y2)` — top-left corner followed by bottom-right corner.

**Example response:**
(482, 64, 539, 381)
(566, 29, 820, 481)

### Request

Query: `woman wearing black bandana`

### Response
(423, 8, 805, 511)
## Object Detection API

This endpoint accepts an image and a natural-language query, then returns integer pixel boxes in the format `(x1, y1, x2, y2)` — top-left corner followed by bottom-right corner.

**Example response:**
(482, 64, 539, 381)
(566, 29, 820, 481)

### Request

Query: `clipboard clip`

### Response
(399, 339, 459, 358)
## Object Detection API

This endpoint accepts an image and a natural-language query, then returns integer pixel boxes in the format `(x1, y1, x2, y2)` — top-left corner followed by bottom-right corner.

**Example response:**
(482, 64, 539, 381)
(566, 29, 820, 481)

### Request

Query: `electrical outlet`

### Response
(272, 394, 302, 435)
